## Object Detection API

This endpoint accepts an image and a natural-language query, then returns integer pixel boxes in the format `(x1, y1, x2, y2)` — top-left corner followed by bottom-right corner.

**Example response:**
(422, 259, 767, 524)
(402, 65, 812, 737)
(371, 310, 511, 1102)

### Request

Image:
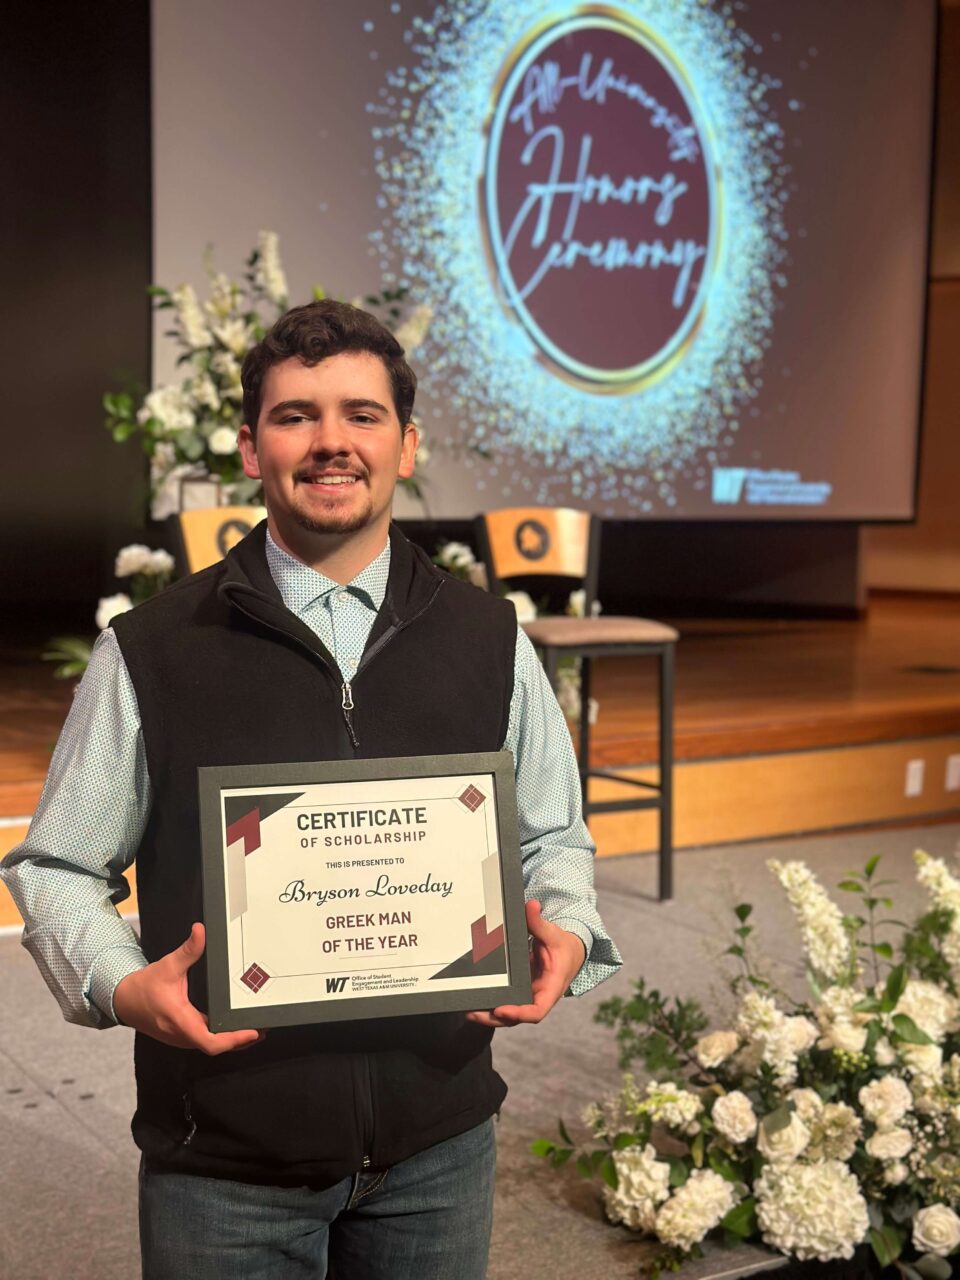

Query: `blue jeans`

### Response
(139, 1118, 496, 1279)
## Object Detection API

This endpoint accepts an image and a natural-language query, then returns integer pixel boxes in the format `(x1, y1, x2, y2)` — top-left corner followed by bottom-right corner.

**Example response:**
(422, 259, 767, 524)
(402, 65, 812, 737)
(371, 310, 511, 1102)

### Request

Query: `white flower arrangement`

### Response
(536, 851, 960, 1278)
(104, 235, 432, 517)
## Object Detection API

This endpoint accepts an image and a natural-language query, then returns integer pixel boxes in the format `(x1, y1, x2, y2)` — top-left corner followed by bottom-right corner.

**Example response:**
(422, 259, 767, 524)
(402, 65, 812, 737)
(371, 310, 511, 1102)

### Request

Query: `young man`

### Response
(2, 301, 620, 1279)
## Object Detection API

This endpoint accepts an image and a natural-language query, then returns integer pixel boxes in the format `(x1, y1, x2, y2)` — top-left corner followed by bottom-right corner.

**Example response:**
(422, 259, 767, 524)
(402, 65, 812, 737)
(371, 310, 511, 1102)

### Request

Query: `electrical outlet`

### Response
(905, 759, 924, 798)
(947, 754, 960, 793)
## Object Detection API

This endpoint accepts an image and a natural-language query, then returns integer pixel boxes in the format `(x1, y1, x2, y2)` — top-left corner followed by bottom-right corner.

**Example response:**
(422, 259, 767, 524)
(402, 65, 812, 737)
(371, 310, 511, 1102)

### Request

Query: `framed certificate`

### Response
(198, 752, 532, 1030)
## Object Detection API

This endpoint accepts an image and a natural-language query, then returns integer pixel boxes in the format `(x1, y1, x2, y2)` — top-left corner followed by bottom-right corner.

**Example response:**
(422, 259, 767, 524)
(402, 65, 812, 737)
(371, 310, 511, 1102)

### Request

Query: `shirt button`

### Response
(337, 591, 349, 603)
(349, 657, 359, 671)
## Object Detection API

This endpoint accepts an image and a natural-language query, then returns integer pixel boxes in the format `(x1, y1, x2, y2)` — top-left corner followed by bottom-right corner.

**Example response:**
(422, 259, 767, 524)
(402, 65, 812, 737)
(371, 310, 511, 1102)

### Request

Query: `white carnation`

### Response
(768, 860, 852, 982)
(138, 384, 196, 434)
(912, 1204, 960, 1258)
(712, 1091, 757, 1144)
(96, 593, 133, 629)
(695, 1030, 740, 1070)
(756, 1160, 868, 1261)
(859, 1076, 912, 1130)
(757, 1111, 810, 1164)
(504, 591, 537, 623)
(654, 1170, 738, 1251)
(866, 1127, 912, 1160)
(254, 229, 288, 305)
(788, 1089, 824, 1126)
(436, 541, 477, 571)
(806, 1103, 861, 1162)
(172, 283, 211, 349)
(902, 1042, 943, 1082)
(146, 549, 175, 577)
(643, 1081, 703, 1136)
(820, 1021, 868, 1055)
(601, 1143, 671, 1233)
(895, 979, 958, 1043)
(114, 543, 152, 577)
(208, 426, 239, 456)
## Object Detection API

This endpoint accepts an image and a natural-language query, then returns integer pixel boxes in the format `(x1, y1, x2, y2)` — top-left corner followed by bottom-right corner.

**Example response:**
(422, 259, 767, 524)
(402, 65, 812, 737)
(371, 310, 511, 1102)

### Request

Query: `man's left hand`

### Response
(465, 899, 586, 1029)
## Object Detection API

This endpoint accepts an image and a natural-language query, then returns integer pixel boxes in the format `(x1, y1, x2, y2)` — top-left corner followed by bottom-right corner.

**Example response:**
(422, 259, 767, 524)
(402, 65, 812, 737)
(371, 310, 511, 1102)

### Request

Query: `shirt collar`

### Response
(264, 530, 390, 619)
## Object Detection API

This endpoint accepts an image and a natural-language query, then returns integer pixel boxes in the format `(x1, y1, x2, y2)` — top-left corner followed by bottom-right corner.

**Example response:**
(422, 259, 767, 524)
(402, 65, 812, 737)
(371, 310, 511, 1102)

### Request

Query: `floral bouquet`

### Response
(104, 233, 431, 519)
(536, 852, 960, 1279)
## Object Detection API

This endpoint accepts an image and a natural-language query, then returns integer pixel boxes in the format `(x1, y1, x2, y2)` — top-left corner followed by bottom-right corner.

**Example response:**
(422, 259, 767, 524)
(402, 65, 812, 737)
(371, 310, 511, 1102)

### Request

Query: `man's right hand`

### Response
(113, 922, 263, 1055)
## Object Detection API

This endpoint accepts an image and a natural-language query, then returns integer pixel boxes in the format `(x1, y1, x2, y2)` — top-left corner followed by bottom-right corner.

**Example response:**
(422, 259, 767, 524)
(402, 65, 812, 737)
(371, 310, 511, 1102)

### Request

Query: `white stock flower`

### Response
(756, 1160, 868, 1262)
(736, 994, 799, 1088)
(212, 317, 255, 357)
(757, 1111, 810, 1164)
(712, 1091, 757, 1144)
(768, 859, 852, 983)
(695, 1030, 740, 1070)
(859, 1076, 912, 1130)
(137, 384, 196, 433)
(895, 979, 958, 1043)
(504, 591, 537, 623)
(883, 1160, 909, 1186)
(817, 986, 862, 1024)
(191, 373, 220, 412)
(392, 302, 433, 354)
(601, 1143, 671, 1233)
(172, 283, 211, 348)
(114, 544, 152, 577)
(643, 1081, 703, 1136)
(204, 271, 238, 320)
(96, 594, 133, 629)
(915, 851, 960, 972)
(208, 426, 239, 456)
(866, 1127, 912, 1160)
(912, 1205, 960, 1258)
(654, 1170, 738, 1251)
(254, 229, 288, 305)
(785, 1017, 819, 1055)
(210, 350, 244, 400)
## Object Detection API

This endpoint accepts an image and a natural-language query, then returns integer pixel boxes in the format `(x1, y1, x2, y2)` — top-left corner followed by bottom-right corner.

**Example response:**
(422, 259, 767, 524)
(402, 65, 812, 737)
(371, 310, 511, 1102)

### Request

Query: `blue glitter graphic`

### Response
(367, 0, 789, 511)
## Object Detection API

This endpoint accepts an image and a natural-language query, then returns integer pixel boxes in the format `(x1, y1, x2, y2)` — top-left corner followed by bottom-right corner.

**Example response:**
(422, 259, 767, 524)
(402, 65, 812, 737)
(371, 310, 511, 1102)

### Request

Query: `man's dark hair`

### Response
(241, 299, 417, 433)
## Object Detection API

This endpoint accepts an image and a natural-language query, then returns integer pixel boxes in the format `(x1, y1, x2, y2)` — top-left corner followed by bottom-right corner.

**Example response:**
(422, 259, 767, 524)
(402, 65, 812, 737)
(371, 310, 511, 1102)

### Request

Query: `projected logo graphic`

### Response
(482, 12, 717, 390)
(367, 0, 789, 513)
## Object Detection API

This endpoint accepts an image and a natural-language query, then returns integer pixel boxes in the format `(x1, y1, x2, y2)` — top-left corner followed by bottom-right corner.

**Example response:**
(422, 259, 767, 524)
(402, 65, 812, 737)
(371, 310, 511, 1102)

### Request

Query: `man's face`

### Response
(238, 351, 417, 550)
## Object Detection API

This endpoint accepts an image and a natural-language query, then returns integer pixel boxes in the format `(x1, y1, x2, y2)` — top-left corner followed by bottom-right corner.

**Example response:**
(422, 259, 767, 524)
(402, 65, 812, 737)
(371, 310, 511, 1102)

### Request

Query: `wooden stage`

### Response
(1, 592, 959, 926)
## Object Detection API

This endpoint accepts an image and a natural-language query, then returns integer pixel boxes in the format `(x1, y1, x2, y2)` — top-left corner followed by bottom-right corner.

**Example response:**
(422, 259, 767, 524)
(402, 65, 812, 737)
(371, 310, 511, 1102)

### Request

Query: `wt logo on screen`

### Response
(481, 10, 719, 391)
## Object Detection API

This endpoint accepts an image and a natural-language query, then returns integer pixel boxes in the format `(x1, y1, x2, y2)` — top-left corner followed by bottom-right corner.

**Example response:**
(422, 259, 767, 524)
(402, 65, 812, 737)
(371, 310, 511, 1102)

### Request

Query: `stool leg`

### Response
(658, 644, 675, 901)
(579, 655, 592, 813)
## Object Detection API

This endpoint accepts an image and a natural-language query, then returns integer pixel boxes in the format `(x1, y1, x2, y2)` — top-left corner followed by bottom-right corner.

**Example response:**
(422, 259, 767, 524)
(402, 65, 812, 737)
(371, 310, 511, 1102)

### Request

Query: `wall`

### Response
(863, 2, 960, 593)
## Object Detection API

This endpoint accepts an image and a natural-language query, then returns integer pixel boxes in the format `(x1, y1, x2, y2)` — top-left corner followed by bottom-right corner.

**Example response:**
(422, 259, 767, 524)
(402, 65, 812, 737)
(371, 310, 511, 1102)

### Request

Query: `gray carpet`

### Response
(2, 821, 958, 1280)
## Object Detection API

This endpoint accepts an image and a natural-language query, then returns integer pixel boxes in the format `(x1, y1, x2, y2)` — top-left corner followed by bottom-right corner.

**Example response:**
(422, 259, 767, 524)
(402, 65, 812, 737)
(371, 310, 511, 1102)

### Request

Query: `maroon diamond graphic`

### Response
(459, 784, 486, 812)
(240, 962, 270, 993)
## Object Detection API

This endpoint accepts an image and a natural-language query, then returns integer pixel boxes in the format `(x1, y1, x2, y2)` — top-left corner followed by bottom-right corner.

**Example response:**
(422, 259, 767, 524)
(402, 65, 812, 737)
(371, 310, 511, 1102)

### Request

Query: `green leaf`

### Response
(761, 1105, 792, 1137)
(884, 963, 908, 1010)
(854, 996, 883, 1014)
(869, 1224, 906, 1267)
(690, 1132, 705, 1169)
(667, 1157, 689, 1188)
(557, 1118, 572, 1146)
(721, 1198, 758, 1239)
(734, 904, 753, 922)
(551, 1147, 574, 1166)
(865, 854, 882, 879)
(146, 284, 171, 297)
(575, 1154, 592, 1178)
(871, 942, 894, 960)
(892, 1013, 933, 1045)
(599, 1153, 618, 1190)
(613, 1132, 637, 1151)
(914, 1254, 954, 1280)
(530, 1139, 555, 1158)
(708, 1149, 744, 1183)
(837, 879, 865, 893)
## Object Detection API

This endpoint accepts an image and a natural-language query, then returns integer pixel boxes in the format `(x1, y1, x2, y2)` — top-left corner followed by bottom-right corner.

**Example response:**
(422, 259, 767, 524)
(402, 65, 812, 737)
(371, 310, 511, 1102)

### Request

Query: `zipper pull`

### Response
(341, 680, 359, 749)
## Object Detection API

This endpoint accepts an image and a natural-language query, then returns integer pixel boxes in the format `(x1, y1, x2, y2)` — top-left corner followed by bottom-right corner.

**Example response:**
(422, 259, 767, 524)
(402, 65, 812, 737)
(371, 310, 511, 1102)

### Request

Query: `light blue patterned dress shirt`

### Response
(1, 533, 621, 1026)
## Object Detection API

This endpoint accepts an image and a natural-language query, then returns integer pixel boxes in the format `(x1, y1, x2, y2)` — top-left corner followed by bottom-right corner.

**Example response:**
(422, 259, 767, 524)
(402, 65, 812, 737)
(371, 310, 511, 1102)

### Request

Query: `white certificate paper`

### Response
(199, 753, 531, 1029)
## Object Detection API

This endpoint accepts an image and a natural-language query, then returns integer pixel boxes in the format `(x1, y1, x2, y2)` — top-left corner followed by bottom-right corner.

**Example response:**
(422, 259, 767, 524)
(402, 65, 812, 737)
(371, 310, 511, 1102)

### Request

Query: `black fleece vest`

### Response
(112, 522, 517, 1184)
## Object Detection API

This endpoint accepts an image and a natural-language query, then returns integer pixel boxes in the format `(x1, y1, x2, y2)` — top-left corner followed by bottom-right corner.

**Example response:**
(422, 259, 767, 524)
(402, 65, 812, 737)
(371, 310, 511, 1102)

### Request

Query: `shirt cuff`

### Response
(548, 915, 623, 998)
(87, 947, 149, 1025)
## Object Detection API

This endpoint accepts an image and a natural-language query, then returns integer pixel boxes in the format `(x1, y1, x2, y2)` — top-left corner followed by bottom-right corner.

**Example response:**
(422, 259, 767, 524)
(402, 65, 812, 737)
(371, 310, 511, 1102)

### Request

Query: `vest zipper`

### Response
(341, 680, 359, 748)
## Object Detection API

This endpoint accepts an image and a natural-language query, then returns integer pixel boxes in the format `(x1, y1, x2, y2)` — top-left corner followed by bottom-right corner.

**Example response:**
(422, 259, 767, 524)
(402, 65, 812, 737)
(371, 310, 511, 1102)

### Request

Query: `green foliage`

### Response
(41, 636, 94, 680)
(838, 855, 900, 985)
(868, 1221, 906, 1267)
(901, 908, 957, 991)
(721, 1198, 757, 1239)
(594, 977, 709, 1075)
